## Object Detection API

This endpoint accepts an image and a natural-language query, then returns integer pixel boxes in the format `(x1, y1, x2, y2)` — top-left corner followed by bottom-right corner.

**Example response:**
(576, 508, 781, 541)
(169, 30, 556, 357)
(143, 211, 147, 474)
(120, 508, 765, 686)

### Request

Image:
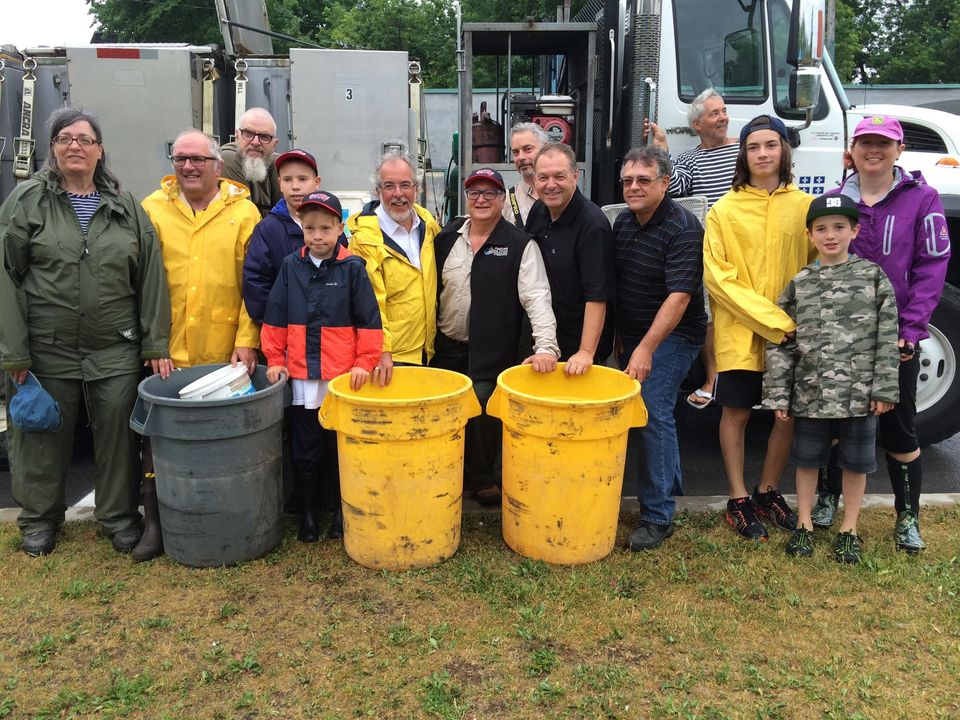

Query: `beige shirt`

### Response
(501, 179, 537, 228)
(438, 219, 559, 357)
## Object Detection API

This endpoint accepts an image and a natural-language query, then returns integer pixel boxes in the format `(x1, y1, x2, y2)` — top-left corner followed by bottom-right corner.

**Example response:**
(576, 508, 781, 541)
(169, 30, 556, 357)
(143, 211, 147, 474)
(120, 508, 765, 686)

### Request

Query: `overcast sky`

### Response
(7, 0, 98, 49)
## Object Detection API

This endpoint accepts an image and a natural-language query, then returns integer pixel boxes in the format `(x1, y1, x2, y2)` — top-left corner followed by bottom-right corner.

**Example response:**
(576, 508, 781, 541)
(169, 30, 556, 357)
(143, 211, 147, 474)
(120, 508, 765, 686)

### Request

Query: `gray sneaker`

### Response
(811, 492, 839, 529)
(894, 511, 925, 555)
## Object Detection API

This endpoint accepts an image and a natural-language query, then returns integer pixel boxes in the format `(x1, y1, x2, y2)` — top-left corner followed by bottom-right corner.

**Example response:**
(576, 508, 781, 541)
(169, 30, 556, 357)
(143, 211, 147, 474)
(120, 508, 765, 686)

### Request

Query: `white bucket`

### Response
(178, 364, 255, 401)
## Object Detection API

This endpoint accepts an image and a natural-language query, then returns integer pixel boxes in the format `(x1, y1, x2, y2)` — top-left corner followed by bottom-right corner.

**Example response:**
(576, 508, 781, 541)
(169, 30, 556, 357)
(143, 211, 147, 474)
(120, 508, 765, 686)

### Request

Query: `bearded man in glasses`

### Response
(221, 107, 282, 217)
(613, 146, 706, 551)
(432, 168, 558, 504)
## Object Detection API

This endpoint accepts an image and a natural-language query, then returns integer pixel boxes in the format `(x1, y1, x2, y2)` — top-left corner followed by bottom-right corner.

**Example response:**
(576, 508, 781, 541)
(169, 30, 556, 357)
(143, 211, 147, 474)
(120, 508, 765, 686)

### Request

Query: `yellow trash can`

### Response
(319, 367, 481, 570)
(486, 363, 647, 565)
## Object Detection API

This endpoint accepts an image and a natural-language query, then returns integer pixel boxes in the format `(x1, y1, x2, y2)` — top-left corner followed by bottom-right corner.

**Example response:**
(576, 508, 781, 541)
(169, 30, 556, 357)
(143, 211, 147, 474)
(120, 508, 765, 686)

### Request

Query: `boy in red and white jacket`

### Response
(262, 191, 382, 542)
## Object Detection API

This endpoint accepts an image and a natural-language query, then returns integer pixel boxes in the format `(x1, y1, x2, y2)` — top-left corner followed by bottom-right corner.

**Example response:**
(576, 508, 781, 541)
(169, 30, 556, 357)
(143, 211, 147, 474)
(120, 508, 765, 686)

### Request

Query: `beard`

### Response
(386, 205, 414, 225)
(242, 155, 268, 183)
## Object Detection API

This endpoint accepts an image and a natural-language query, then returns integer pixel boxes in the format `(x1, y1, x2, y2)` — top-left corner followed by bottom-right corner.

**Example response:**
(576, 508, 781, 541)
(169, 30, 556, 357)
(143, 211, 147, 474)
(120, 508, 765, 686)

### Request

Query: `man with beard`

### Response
(502, 123, 549, 228)
(347, 151, 441, 385)
(221, 107, 282, 217)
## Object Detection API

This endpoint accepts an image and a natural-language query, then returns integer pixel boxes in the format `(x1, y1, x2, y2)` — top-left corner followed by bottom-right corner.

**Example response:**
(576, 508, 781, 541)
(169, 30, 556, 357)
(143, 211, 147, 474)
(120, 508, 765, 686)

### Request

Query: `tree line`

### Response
(85, 0, 960, 86)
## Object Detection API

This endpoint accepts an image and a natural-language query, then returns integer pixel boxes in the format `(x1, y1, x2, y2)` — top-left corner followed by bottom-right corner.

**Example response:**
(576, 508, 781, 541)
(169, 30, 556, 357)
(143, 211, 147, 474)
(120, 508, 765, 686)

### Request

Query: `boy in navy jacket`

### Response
(262, 191, 383, 542)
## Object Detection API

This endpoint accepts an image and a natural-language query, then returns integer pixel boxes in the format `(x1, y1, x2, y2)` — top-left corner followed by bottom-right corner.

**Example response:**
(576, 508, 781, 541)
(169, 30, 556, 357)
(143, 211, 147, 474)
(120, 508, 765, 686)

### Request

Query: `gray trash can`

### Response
(130, 365, 285, 567)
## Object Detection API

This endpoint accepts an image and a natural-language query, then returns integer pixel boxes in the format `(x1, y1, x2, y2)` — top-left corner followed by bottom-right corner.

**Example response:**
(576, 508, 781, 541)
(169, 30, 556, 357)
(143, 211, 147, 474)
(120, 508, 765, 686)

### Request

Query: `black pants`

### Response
(288, 405, 340, 508)
(431, 333, 501, 491)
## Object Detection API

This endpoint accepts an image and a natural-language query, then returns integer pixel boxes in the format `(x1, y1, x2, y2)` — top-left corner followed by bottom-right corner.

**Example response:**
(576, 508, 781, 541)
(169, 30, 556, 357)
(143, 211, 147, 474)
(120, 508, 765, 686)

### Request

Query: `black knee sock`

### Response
(886, 455, 923, 515)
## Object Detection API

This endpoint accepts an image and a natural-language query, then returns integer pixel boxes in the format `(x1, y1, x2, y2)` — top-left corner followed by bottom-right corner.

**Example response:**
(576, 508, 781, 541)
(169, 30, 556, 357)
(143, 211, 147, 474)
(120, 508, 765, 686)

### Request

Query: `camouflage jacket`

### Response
(762, 256, 900, 418)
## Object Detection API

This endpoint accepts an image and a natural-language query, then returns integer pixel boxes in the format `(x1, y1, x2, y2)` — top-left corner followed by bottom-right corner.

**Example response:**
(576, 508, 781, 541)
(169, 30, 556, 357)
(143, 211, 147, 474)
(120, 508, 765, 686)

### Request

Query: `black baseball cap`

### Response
(806, 194, 860, 227)
(298, 191, 343, 220)
(739, 114, 789, 144)
(464, 167, 506, 191)
(275, 149, 318, 174)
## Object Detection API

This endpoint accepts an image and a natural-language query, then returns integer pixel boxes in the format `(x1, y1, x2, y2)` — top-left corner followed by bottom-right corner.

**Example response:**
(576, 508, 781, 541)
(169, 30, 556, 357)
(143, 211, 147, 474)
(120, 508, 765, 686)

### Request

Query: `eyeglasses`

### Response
(619, 175, 663, 187)
(379, 182, 416, 192)
(52, 134, 98, 147)
(465, 189, 504, 200)
(238, 128, 276, 144)
(171, 155, 218, 167)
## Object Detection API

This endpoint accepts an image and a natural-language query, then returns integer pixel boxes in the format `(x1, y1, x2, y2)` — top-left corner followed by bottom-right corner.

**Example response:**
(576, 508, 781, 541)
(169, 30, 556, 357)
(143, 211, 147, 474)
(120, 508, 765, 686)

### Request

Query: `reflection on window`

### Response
(769, 0, 827, 119)
(674, 0, 766, 102)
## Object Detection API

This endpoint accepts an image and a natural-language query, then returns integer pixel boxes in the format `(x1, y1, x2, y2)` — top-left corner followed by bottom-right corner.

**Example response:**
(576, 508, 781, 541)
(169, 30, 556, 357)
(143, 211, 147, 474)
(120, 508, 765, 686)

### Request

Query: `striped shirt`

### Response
(67, 191, 101, 236)
(612, 197, 706, 345)
(668, 142, 739, 208)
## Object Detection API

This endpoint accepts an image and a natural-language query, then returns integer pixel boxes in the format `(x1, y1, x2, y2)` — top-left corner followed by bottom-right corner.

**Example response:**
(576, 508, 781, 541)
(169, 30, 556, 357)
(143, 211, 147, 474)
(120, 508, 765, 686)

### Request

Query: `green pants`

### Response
(6, 373, 141, 535)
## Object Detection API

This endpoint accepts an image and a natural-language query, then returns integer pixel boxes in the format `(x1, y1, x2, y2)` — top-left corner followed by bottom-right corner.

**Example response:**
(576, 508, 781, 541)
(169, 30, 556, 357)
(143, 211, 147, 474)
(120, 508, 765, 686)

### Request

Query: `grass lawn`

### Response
(1, 506, 958, 720)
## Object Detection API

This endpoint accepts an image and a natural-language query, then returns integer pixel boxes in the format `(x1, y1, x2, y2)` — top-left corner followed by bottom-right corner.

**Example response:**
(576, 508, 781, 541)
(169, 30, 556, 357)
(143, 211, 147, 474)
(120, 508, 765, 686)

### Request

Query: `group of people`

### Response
(0, 93, 950, 567)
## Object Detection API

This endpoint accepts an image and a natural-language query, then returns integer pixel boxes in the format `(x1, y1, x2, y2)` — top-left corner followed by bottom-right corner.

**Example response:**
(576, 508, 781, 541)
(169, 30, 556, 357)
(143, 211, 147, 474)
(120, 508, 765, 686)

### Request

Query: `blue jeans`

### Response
(619, 335, 701, 525)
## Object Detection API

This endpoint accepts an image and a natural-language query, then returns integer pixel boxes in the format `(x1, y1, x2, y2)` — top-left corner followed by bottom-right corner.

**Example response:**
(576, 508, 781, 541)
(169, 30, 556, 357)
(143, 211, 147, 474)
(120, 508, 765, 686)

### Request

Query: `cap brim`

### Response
(464, 177, 505, 191)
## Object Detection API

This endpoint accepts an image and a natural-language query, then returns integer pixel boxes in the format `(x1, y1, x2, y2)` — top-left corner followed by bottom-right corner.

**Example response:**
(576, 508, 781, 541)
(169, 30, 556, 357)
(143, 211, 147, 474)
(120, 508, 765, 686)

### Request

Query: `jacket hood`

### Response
(298, 243, 356, 264)
(158, 175, 252, 204)
(347, 200, 440, 241)
(32, 167, 128, 215)
(839, 166, 927, 203)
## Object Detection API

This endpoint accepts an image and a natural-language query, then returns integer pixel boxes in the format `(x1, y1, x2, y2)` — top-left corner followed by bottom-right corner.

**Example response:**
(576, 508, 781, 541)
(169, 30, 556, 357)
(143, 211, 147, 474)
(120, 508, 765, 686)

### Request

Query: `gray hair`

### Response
(237, 107, 277, 136)
(688, 88, 723, 127)
(373, 150, 421, 192)
(45, 108, 120, 191)
(510, 122, 549, 146)
(172, 129, 223, 162)
(621, 146, 672, 179)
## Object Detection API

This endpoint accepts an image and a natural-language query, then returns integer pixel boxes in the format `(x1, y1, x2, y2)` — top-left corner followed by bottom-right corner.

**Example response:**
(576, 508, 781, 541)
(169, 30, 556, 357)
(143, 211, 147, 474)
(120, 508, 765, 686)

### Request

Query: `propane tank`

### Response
(471, 101, 503, 163)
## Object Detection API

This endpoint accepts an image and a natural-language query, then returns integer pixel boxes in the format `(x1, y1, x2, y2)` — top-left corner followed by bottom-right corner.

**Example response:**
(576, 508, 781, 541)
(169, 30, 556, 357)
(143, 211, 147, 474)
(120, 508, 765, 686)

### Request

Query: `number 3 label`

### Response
(345, 88, 353, 101)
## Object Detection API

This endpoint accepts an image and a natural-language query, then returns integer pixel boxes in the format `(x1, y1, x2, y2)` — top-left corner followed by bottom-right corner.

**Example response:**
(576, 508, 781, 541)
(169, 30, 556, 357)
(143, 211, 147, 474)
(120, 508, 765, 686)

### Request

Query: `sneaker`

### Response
(834, 531, 863, 564)
(627, 520, 675, 551)
(811, 492, 839, 529)
(894, 511, 925, 555)
(751, 485, 798, 532)
(725, 497, 768, 541)
(785, 527, 814, 557)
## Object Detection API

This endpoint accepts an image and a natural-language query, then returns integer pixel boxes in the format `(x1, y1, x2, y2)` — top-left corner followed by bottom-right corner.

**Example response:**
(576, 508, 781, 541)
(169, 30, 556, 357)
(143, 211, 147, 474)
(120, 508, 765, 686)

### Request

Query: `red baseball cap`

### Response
(275, 149, 318, 174)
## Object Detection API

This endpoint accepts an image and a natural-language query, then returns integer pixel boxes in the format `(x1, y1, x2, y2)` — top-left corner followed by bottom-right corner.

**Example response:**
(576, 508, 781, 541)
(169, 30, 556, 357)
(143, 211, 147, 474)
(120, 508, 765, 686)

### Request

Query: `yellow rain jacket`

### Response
(704, 184, 815, 372)
(142, 176, 261, 368)
(347, 202, 441, 364)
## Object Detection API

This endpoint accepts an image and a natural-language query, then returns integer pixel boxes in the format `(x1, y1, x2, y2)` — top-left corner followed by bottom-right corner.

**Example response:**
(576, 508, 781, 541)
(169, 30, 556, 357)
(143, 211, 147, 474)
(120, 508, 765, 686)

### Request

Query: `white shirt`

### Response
(376, 202, 423, 270)
(438, 218, 559, 358)
(290, 253, 329, 409)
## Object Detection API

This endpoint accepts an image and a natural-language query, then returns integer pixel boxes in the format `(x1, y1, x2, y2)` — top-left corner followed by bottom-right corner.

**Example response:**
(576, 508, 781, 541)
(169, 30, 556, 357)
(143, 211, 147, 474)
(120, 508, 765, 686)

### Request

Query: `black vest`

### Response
(435, 217, 530, 380)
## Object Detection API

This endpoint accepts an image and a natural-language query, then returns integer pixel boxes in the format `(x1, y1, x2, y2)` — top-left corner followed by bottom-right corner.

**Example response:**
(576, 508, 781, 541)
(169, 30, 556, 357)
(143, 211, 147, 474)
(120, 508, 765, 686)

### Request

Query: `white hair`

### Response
(688, 88, 723, 127)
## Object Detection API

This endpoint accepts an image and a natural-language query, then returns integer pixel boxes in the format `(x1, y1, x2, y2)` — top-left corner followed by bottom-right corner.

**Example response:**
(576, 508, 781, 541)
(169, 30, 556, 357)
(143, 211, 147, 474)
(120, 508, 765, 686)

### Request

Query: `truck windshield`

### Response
(673, 0, 767, 103)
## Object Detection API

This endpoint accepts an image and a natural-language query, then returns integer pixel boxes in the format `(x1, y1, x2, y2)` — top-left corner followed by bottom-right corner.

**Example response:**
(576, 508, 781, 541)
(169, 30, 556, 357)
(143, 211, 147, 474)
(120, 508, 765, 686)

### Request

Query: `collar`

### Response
(551, 187, 585, 226)
(840, 167, 904, 204)
(633, 196, 672, 229)
(515, 179, 536, 199)
(375, 202, 422, 236)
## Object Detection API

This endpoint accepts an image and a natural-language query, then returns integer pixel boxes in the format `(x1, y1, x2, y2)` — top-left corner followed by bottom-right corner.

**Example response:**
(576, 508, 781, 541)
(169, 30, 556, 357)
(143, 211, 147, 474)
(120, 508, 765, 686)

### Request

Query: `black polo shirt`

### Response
(612, 196, 706, 346)
(525, 189, 615, 361)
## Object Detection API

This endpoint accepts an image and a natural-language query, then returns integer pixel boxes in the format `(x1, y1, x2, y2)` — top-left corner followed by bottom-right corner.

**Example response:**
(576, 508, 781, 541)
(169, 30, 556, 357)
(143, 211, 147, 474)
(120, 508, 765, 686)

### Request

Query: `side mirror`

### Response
(787, 0, 824, 111)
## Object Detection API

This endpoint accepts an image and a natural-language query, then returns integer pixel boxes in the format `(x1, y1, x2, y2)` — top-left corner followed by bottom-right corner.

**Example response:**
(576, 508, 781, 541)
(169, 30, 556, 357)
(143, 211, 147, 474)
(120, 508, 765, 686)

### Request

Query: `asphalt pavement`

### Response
(3, 401, 959, 513)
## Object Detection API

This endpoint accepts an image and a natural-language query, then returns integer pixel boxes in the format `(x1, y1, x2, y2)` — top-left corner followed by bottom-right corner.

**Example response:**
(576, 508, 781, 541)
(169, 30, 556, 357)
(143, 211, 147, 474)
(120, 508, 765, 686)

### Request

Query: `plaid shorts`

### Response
(790, 415, 878, 474)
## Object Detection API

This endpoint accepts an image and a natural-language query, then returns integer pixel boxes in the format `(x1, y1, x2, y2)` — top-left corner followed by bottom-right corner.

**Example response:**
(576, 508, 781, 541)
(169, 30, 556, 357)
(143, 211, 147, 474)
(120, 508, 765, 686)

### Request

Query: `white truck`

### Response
(1, 0, 958, 443)
(457, 0, 960, 445)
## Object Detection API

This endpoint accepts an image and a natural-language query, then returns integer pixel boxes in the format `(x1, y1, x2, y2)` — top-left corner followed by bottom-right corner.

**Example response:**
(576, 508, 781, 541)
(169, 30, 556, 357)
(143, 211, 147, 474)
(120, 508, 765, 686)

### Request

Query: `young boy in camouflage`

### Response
(763, 194, 900, 564)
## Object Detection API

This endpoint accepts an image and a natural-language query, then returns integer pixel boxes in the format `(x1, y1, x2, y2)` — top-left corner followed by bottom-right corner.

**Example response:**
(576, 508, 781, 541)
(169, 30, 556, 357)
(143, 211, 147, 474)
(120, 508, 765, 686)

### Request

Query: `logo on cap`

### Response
(872, 116, 887, 125)
(826, 198, 842, 208)
(476, 169, 495, 177)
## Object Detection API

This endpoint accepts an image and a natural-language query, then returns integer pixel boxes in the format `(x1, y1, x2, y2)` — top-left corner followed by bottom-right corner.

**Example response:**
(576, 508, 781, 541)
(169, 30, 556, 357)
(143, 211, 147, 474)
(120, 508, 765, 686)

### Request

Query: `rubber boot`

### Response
(326, 507, 344, 540)
(297, 471, 320, 543)
(132, 472, 164, 562)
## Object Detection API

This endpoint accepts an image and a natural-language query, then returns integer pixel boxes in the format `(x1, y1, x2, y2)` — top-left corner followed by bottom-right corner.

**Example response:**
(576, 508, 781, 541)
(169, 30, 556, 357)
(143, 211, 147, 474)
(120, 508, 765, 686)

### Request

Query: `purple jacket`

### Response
(831, 168, 951, 344)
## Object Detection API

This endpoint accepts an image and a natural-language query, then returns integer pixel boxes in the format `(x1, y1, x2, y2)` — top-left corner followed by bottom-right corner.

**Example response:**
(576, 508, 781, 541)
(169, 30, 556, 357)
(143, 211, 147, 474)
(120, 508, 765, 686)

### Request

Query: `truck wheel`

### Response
(915, 283, 960, 447)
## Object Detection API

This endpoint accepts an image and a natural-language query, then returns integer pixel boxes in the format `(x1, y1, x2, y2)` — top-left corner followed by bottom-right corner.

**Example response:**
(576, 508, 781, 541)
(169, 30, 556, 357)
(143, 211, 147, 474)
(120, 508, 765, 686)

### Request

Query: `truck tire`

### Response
(915, 283, 960, 447)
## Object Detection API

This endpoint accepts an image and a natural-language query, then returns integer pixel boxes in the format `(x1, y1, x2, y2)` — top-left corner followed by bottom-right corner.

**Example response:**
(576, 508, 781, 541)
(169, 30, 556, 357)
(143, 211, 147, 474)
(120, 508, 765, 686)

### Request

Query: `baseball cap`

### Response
(9, 372, 62, 433)
(739, 114, 789, 144)
(298, 190, 343, 220)
(464, 168, 506, 192)
(274, 149, 318, 174)
(851, 115, 904, 143)
(806, 194, 860, 227)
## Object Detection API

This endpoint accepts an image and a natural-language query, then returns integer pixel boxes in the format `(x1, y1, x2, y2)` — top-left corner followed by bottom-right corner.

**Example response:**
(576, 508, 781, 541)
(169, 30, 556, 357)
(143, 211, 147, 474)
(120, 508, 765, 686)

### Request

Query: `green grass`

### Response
(0, 506, 958, 719)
